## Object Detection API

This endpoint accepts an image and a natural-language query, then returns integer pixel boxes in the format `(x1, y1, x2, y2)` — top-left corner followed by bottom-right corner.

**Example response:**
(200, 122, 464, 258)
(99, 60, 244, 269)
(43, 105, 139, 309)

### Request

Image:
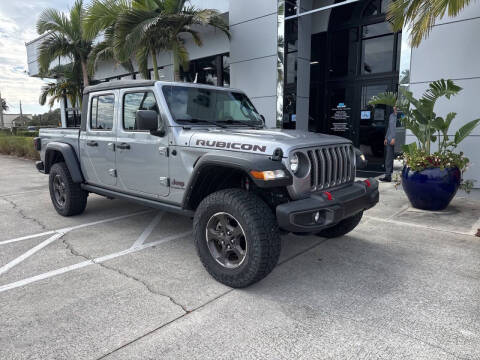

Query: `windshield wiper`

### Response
(176, 118, 228, 128)
(217, 119, 263, 129)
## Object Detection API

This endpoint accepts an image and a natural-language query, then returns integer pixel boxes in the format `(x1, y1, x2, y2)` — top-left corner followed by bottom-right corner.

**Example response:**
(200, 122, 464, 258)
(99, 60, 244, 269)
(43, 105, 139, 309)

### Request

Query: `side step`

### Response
(81, 184, 194, 217)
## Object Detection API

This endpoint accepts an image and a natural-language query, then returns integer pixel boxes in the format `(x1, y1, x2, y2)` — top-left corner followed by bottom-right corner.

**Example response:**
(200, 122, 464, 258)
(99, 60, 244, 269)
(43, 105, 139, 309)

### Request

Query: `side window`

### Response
(123, 92, 159, 131)
(90, 94, 115, 130)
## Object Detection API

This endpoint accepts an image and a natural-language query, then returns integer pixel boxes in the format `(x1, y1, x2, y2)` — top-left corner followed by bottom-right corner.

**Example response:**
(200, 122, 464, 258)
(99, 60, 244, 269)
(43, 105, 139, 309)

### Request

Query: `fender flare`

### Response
(182, 152, 292, 208)
(44, 142, 84, 183)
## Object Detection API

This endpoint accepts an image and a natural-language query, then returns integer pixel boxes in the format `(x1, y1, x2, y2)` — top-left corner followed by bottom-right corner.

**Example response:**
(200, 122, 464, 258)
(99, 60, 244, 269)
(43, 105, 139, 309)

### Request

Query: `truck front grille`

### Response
(306, 144, 354, 190)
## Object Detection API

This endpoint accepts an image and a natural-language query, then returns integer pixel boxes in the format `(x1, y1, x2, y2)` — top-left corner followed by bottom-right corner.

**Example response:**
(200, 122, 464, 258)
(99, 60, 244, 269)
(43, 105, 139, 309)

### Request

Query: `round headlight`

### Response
(290, 153, 299, 173)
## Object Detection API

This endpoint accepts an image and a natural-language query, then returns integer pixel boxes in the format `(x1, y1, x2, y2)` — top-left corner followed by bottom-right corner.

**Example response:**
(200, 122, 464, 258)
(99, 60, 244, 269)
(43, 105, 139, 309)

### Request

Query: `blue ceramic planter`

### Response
(402, 166, 461, 211)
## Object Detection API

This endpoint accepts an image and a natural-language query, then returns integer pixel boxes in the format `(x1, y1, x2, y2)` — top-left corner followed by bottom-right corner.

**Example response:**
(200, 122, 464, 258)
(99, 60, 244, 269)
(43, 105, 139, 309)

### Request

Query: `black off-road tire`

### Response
(193, 189, 281, 288)
(316, 211, 363, 238)
(49, 162, 88, 217)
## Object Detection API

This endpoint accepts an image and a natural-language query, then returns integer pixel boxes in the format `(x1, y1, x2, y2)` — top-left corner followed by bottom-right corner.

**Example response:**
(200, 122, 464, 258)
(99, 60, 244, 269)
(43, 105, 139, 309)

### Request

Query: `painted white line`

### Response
(131, 212, 163, 249)
(0, 210, 153, 246)
(0, 232, 65, 276)
(0, 189, 45, 197)
(364, 215, 473, 236)
(0, 230, 192, 293)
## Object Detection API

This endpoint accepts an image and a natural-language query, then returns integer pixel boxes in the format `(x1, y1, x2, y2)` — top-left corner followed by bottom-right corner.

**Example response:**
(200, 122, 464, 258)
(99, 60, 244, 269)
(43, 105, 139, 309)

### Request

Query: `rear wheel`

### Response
(194, 189, 281, 288)
(49, 162, 87, 216)
(315, 211, 363, 238)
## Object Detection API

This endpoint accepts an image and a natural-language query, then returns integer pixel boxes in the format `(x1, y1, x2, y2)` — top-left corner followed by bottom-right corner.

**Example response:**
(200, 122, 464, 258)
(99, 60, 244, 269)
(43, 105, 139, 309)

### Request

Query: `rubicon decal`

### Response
(196, 139, 267, 153)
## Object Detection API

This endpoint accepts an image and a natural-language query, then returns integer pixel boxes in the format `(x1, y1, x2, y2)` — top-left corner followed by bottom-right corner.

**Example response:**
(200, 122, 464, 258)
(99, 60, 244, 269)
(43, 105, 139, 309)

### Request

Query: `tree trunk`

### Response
(80, 59, 89, 87)
(152, 51, 159, 80)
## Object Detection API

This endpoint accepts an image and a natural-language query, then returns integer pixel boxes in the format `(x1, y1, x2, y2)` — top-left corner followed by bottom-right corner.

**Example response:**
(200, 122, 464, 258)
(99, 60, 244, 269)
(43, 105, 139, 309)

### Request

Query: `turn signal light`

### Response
(250, 170, 287, 181)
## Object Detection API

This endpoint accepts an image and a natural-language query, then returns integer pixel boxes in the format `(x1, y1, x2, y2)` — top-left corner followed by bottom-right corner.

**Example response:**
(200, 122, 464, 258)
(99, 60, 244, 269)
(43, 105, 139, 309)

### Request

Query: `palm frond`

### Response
(387, 0, 472, 47)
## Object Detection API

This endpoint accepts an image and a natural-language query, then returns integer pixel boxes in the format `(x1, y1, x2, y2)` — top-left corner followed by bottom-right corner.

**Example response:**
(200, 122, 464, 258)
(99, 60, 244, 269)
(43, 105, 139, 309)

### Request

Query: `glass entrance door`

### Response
(326, 84, 356, 143)
(358, 81, 393, 172)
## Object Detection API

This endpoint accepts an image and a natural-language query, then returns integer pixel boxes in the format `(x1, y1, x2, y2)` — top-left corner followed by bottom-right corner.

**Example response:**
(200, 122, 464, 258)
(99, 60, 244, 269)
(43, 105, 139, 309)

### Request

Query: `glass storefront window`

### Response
(330, 29, 350, 77)
(381, 0, 392, 14)
(362, 35, 394, 74)
(179, 54, 230, 87)
(362, 22, 392, 38)
(285, 0, 298, 17)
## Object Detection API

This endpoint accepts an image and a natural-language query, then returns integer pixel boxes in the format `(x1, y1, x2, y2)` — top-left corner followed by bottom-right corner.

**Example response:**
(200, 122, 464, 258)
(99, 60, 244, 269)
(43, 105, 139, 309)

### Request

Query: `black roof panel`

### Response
(83, 80, 157, 94)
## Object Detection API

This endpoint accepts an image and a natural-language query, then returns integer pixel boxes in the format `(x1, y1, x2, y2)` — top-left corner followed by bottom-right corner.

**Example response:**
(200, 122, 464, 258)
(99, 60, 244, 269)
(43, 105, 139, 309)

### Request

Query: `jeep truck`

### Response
(34, 80, 379, 288)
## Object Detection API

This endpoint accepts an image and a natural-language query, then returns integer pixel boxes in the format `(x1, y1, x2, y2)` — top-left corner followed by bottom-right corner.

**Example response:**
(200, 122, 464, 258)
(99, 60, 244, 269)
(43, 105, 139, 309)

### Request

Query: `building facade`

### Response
(26, 0, 480, 186)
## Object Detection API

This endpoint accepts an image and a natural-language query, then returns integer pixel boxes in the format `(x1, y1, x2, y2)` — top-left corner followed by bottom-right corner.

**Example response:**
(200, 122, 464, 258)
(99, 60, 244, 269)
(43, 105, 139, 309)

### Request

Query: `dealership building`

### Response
(26, 0, 480, 185)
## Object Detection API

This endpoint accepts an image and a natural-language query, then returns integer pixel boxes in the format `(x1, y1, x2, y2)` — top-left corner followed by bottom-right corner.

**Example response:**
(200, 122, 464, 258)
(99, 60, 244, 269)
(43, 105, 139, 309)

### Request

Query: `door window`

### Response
(90, 94, 115, 130)
(123, 92, 159, 131)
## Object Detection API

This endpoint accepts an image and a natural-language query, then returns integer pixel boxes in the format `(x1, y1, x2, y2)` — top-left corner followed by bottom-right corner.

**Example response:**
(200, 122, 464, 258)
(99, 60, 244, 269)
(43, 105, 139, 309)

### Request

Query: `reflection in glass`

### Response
(123, 92, 159, 130)
(362, 35, 394, 74)
(360, 84, 389, 164)
(362, 22, 392, 38)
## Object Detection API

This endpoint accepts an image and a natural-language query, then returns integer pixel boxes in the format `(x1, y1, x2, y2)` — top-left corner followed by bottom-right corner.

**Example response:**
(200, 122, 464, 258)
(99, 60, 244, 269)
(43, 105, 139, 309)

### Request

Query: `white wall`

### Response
(229, 0, 279, 128)
(410, 3, 480, 187)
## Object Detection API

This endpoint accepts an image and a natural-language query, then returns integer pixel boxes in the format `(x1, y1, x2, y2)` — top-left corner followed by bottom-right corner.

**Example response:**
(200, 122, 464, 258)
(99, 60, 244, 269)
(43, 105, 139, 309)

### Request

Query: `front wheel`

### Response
(49, 162, 88, 217)
(315, 211, 363, 238)
(193, 189, 281, 288)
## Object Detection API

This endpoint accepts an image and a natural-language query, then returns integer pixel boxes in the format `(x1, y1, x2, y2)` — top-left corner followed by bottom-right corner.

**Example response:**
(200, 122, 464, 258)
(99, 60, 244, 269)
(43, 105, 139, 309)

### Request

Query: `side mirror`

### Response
(136, 110, 165, 136)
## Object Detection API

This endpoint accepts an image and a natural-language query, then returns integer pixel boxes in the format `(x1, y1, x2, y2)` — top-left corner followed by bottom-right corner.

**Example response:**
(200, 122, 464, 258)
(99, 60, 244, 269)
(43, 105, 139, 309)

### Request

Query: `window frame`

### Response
(89, 92, 116, 132)
(122, 90, 161, 132)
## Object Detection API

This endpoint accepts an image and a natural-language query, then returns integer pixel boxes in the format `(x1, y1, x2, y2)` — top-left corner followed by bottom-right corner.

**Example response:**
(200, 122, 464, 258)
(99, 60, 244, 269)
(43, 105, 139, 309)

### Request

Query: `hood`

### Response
(180, 127, 351, 156)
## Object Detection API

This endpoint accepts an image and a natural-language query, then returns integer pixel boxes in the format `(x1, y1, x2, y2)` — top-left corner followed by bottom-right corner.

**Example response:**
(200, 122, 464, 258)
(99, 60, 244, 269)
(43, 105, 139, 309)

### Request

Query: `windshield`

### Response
(162, 85, 263, 127)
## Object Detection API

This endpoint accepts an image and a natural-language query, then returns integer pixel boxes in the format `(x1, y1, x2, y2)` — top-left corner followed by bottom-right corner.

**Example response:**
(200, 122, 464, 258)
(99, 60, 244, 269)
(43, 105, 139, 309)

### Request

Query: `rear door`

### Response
(81, 91, 117, 186)
(115, 88, 169, 197)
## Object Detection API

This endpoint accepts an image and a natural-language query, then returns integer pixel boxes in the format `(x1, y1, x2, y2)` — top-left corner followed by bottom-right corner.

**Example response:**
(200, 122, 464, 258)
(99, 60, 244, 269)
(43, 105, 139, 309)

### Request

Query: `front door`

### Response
(82, 92, 117, 186)
(115, 89, 169, 197)
(357, 80, 394, 172)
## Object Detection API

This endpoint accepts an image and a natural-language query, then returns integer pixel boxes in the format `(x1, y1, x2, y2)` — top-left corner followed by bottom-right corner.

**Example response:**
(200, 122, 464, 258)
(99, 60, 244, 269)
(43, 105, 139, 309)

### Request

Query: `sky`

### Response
(0, 1, 73, 115)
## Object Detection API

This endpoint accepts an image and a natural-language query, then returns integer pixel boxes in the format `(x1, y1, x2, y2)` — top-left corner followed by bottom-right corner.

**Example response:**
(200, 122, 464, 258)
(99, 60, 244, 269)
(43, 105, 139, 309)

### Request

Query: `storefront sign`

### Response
(330, 103, 351, 132)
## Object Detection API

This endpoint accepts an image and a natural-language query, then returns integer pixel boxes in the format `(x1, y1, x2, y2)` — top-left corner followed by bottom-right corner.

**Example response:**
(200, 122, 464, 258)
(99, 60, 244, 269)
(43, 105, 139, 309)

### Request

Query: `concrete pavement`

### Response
(0, 154, 479, 359)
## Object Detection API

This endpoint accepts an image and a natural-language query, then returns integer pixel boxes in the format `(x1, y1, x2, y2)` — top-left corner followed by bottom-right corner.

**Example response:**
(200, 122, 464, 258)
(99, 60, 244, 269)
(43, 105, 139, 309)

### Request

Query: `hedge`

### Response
(0, 136, 39, 160)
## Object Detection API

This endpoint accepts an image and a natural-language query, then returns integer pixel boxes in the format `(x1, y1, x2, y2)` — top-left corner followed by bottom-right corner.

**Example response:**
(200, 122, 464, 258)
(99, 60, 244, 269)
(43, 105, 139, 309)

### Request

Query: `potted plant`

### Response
(369, 79, 480, 211)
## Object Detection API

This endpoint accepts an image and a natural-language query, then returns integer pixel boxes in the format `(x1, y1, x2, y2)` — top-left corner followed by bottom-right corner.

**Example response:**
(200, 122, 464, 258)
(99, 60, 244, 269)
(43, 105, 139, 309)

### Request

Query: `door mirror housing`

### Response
(136, 110, 165, 137)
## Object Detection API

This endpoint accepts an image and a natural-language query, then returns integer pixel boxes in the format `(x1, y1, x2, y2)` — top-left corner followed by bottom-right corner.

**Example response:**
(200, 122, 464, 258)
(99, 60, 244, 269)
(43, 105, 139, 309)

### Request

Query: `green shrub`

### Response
(0, 136, 39, 160)
(16, 130, 39, 137)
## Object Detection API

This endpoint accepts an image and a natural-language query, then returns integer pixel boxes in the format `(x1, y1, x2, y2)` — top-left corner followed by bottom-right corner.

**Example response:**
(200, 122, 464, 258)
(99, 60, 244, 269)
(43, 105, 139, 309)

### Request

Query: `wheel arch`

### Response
(182, 152, 292, 211)
(45, 142, 84, 183)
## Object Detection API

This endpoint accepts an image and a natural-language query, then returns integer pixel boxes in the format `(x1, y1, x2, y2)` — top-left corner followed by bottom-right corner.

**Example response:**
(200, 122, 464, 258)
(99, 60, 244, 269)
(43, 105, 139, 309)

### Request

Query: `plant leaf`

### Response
(454, 119, 480, 145)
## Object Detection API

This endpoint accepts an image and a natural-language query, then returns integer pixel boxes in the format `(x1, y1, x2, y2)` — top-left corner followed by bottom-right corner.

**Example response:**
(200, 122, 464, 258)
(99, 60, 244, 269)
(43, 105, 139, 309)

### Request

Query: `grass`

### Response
(0, 135, 40, 160)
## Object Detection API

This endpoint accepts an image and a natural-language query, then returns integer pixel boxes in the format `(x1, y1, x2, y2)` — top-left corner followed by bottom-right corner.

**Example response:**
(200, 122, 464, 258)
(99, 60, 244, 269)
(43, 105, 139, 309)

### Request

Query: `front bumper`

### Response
(276, 178, 379, 233)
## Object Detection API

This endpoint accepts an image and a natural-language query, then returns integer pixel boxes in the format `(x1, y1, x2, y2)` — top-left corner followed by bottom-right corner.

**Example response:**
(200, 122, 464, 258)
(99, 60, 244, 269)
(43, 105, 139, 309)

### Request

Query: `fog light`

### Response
(314, 211, 321, 223)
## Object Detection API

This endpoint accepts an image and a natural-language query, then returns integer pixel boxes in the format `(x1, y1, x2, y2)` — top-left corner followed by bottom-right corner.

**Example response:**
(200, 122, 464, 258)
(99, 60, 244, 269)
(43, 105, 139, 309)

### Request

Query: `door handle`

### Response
(86, 140, 98, 147)
(117, 143, 131, 150)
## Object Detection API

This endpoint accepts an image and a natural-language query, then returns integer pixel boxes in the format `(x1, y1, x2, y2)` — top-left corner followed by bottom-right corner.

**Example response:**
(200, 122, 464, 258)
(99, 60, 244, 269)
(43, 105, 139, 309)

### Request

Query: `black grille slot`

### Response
(305, 145, 354, 190)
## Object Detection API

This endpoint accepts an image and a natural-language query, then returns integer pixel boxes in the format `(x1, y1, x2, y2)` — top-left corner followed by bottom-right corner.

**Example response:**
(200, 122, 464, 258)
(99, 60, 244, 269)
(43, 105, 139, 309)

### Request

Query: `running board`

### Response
(81, 184, 194, 217)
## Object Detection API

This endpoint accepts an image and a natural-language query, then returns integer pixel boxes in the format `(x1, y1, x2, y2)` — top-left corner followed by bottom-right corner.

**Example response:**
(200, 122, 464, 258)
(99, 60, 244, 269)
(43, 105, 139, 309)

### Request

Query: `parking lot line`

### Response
(131, 212, 163, 249)
(0, 232, 65, 276)
(0, 230, 192, 293)
(0, 209, 153, 246)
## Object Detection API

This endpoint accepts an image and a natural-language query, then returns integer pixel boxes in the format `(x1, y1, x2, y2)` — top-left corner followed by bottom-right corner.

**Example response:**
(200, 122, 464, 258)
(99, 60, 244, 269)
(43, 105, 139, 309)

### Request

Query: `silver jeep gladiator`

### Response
(34, 80, 379, 288)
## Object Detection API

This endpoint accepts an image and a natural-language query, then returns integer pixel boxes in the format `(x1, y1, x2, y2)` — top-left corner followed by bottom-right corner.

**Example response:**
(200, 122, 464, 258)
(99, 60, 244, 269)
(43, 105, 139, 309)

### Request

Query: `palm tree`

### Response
(39, 64, 83, 109)
(113, 0, 230, 80)
(387, 0, 475, 47)
(83, 0, 134, 77)
(1, 98, 8, 112)
(37, 0, 92, 87)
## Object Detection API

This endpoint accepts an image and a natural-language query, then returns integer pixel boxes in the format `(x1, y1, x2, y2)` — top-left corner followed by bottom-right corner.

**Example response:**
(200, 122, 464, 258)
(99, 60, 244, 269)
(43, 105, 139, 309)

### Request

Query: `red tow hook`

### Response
(324, 191, 333, 201)
(364, 179, 371, 188)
